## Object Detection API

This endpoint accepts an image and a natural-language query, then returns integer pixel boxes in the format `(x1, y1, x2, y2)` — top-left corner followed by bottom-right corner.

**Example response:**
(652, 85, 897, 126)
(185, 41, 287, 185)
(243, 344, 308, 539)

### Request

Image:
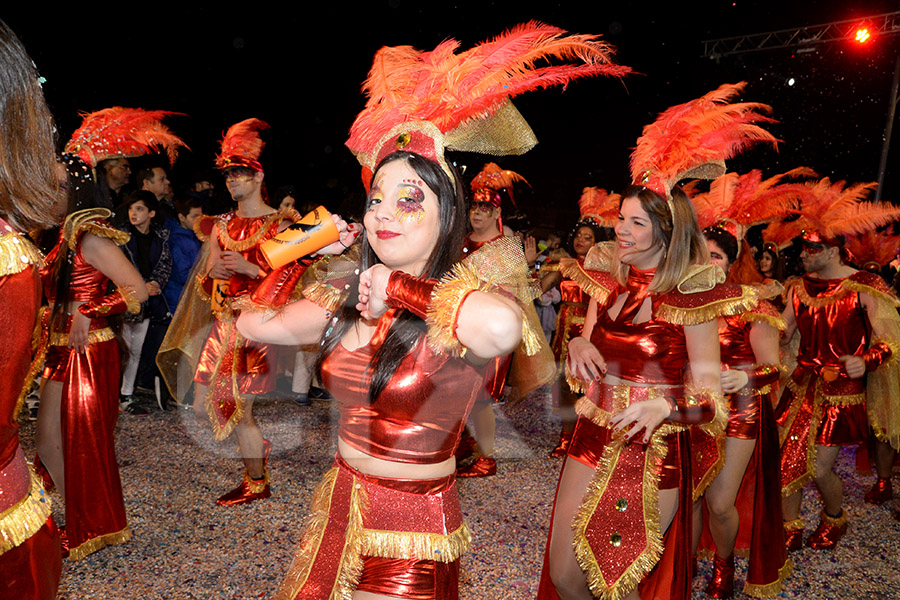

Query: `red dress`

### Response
(538, 246, 752, 600)
(194, 211, 288, 440)
(40, 210, 134, 560)
(550, 258, 590, 371)
(694, 301, 792, 597)
(0, 219, 60, 598)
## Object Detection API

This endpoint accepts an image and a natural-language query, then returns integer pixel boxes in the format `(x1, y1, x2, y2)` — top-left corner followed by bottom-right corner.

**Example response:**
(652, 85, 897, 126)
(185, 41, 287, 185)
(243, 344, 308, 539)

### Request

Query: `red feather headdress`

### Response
(630, 82, 778, 212)
(578, 186, 621, 228)
(763, 177, 900, 247)
(470, 163, 530, 207)
(215, 118, 270, 172)
(65, 107, 187, 169)
(346, 21, 630, 188)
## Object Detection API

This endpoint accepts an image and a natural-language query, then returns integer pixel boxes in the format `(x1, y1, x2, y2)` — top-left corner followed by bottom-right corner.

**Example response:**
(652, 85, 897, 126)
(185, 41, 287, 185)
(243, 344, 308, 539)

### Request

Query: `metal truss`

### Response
(702, 11, 900, 59)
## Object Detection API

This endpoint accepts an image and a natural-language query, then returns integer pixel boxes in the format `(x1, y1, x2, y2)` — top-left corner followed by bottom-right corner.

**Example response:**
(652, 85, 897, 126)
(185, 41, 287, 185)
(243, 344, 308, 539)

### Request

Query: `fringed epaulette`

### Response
(63, 208, 129, 250)
(0, 231, 42, 277)
(299, 244, 362, 313)
(463, 235, 541, 303)
(657, 282, 758, 326)
(582, 240, 615, 271)
(846, 270, 900, 308)
(426, 260, 498, 357)
(742, 298, 786, 331)
(559, 257, 617, 305)
(193, 214, 217, 242)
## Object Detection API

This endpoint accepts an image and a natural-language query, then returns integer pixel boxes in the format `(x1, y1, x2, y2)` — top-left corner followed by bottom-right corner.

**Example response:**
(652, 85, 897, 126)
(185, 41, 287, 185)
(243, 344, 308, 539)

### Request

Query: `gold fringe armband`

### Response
(425, 262, 495, 357)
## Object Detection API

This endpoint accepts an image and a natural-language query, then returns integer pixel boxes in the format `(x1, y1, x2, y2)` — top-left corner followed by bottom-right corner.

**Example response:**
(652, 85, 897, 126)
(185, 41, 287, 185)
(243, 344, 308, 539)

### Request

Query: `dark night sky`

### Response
(5, 2, 900, 230)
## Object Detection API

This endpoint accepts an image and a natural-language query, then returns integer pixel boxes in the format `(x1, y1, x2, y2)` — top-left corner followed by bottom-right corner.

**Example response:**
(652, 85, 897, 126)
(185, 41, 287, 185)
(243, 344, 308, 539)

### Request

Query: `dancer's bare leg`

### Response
(814, 445, 842, 515)
(705, 437, 756, 557)
(470, 400, 495, 457)
(35, 379, 65, 499)
(235, 395, 264, 478)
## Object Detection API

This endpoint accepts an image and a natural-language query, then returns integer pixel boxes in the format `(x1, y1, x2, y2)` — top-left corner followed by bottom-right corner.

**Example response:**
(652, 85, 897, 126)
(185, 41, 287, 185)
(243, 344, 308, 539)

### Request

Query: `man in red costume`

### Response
(778, 231, 900, 550)
(192, 118, 297, 505)
(0, 18, 61, 598)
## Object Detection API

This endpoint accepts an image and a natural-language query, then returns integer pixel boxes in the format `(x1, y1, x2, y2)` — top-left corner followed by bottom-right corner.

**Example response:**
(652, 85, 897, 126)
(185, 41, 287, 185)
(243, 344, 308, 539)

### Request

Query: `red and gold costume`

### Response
(538, 243, 747, 600)
(0, 219, 60, 598)
(693, 299, 792, 597)
(38, 209, 138, 560)
(271, 245, 544, 600)
(777, 271, 900, 496)
(550, 257, 590, 373)
(193, 209, 297, 440)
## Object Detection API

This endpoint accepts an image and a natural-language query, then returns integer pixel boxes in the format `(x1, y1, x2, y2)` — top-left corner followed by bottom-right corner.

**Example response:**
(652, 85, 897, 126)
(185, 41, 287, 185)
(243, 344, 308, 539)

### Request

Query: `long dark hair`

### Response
(0, 19, 61, 231)
(317, 151, 466, 402)
(49, 155, 121, 339)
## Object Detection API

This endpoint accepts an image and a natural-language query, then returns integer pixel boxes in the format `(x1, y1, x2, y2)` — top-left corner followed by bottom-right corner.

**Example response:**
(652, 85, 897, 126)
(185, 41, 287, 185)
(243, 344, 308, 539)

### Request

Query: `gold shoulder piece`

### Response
(63, 208, 127, 250)
(658, 284, 758, 326)
(582, 241, 615, 271)
(742, 310, 786, 331)
(0, 232, 42, 277)
(676, 264, 725, 294)
(463, 235, 539, 303)
(559, 258, 615, 305)
(844, 278, 900, 308)
(193, 214, 217, 242)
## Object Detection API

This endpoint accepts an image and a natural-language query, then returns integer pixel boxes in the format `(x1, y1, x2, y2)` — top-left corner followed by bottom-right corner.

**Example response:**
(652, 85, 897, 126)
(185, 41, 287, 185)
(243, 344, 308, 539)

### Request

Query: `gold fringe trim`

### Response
(193, 214, 215, 242)
(686, 383, 728, 438)
(791, 278, 849, 308)
(742, 558, 793, 598)
(692, 432, 726, 502)
(559, 258, 614, 305)
(216, 212, 284, 252)
(243, 468, 270, 493)
(15, 306, 49, 419)
(822, 392, 865, 406)
(360, 522, 471, 563)
(572, 430, 668, 600)
(426, 260, 495, 357)
(118, 286, 141, 314)
(819, 507, 848, 527)
(49, 326, 115, 347)
(565, 360, 587, 394)
(62, 208, 125, 250)
(519, 305, 545, 357)
(194, 271, 212, 302)
(0, 232, 42, 277)
(781, 379, 823, 498)
(274, 467, 339, 600)
(203, 321, 245, 442)
(68, 526, 131, 561)
(333, 472, 367, 600)
(303, 281, 346, 313)
(657, 285, 758, 326)
(0, 471, 52, 555)
(844, 278, 900, 308)
(742, 310, 786, 331)
(783, 518, 804, 532)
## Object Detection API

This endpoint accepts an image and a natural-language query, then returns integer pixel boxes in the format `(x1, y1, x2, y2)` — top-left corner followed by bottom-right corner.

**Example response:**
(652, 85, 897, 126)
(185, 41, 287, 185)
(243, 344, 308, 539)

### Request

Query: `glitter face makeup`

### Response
(470, 201, 494, 217)
(395, 185, 426, 223)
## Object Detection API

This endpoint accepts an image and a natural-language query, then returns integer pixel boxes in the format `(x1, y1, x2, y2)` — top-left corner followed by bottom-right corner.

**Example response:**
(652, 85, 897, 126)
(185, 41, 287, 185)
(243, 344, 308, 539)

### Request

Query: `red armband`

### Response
(386, 270, 437, 319)
(78, 288, 140, 318)
(742, 364, 782, 390)
(863, 341, 893, 372)
(663, 386, 723, 426)
(249, 258, 314, 309)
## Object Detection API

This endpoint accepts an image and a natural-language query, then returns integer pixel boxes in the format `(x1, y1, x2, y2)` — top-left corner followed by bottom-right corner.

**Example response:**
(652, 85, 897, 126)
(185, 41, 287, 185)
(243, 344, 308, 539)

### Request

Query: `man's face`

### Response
(469, 201, 500, 233)
(800, 243, 835, 274)
(224, 167, 262, 202)
(104, 158, 131, 191)
(143, 167, 170, 199)
(193, 180, 213, 194)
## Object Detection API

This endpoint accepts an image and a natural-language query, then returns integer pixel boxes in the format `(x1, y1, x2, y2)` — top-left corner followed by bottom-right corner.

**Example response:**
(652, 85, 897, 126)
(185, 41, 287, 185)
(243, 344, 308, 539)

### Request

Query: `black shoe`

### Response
(120, 396, 149, 416)
(289, 392, 311, 407)
(308, 386, 331, 400)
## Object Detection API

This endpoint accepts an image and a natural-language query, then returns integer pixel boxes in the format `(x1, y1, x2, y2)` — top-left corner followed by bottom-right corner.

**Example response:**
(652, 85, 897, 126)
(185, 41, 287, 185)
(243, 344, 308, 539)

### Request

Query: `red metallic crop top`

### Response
(321, 309, 493, 464)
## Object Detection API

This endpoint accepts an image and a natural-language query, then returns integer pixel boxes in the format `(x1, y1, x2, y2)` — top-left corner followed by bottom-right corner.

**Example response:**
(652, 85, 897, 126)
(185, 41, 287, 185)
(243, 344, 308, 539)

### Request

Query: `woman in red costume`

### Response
(36, 153, 148, 560)
(538, 83, 775, 600)
(238, 23, 629, 600)
(543, 188, 615, 457)
(692, 224, 790, 598)
(0, 18, 62, 598)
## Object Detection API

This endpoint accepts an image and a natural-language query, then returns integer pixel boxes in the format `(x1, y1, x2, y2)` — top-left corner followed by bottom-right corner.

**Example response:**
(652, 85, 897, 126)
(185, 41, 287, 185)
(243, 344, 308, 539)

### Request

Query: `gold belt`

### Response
(50, 327, 115, 347)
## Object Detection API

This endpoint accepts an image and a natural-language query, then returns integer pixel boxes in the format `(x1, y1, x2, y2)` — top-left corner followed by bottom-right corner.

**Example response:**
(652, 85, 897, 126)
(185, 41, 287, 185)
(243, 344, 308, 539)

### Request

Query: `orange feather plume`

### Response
(578, 187, 621, 228)
(65, 107, 187, 168)
(845, 229, 900, 268)
(347, 22, 629, 185)
(630, 82, 778, 198)
(764, 177, 900, 246)
(470, 163, 529, 192)
(215, 118, 270, 171)
(692, 167, 817, 230)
